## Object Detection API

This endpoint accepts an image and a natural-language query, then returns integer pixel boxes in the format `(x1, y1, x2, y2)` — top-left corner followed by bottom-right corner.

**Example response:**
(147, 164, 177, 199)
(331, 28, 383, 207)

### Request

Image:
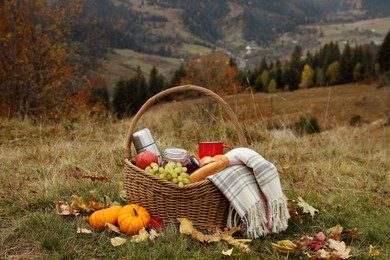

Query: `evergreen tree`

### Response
(378, 29, 390, 73)
(284, 67, 300, 91)
(275, 60, 284, 90)
(362, 47, 374, 82)
(149, 66, 165, 96)
(340, 43, 354, 83)
(287, 45, 302, 91)
(315, 67, 325, 86)
(353, 62, 363, 82)
(113, 67, 148, 118)
(170, 63, 186, 87)
(229, 57, 238, 68)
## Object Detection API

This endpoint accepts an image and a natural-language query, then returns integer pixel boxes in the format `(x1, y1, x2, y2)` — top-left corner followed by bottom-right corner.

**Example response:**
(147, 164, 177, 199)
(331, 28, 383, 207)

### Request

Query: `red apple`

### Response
(135, 150, 158, 170)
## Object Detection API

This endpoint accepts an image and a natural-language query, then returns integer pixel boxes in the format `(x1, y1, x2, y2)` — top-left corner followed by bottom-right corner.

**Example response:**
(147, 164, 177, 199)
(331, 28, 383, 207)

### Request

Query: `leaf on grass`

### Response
(71, 191, 103, 213)
(222, 235, 251, 253)
(81, 175, 109, 182)
(149, 229, 159, 241)
(55, 200, 80, 216)
(222, 226, 241, 236)
(289, 208, 303, 223)
(297, 197, 318, 218)
(177, 218, 250, 252)
(177, 218, 194, 235)
(317, 249, 331, 258)
(105, 223, 121, 234)
(77, 227, 92, 234)
(222, 248, 233, 256)
(272, 240, 297, 254)
(368, 245, 380, 257)
(111, 237, 127, 247)
(342, 228, 358, 239)
(71, 195, 91, 212)
(328, 239, 351, 259)
(131, 228, 150, 243)
(328, 224, 343, 240)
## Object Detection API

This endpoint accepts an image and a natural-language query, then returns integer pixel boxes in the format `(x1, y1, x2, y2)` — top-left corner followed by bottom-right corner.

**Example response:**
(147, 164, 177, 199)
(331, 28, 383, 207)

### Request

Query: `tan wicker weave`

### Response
(124, 84, 248, 228)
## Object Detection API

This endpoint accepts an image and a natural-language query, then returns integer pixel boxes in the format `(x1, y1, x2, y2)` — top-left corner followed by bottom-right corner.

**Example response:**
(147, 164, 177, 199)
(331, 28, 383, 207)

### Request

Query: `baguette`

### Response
(189, 154, 229, 183)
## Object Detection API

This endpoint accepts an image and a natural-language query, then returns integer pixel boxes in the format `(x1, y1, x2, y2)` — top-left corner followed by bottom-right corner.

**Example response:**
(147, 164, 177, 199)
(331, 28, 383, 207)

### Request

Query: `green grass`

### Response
(179, 43, 212, 56)
(113, 48, 181, 77)
(1, 85, 389, 259)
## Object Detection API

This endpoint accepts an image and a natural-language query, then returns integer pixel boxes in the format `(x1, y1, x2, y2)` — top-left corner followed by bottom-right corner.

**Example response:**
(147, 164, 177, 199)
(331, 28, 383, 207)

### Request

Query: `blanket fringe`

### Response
(227, 196, 290, 239)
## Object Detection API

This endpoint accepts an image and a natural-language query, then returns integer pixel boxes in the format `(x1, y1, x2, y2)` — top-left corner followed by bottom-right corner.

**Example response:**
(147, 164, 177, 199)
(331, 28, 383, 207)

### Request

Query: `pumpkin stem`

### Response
(103, 195, 107, 208)
(133, 208, 138, 216)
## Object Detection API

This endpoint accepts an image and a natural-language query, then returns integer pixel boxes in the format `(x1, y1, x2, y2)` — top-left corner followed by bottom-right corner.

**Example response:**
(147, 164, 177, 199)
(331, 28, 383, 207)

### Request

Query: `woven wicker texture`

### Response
(124, 84, 248, 228)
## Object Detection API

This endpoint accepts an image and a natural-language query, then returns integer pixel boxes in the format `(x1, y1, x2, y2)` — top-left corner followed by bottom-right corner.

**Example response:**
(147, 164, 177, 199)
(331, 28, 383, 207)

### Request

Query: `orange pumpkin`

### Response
(118, 204, 151, 235)
(89, 205, 122, 229)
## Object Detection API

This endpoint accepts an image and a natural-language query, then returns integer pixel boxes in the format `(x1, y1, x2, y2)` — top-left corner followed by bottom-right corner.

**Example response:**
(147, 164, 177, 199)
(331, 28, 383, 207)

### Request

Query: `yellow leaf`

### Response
(223, 235, 251, 253)
(328, 224, 344, 235)
(177, 218, 194, 235)
(131, 228, 150, 243)
(271, 240, 297, 254)
(105, 223, 121, 234)
(328, 239, 351, 259)
(368, 245, 380, 257)
(317, 249, 331, 258)
(111, 237, 127, 247)
(55, 200, 79, 216)
(297, 197, 319, 218)
(77, 227, 92, 234)
(222, 248, 233, 256)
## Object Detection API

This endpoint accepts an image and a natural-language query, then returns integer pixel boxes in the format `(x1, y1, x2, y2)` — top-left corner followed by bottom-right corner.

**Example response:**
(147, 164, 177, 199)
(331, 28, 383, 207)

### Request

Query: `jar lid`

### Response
(189, 155, 200, 168)
(163, 148, 187, 160)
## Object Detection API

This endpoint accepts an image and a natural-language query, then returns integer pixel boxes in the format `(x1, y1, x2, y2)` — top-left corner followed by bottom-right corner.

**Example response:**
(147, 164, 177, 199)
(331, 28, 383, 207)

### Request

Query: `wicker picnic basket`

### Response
(123, 84, 248, 228)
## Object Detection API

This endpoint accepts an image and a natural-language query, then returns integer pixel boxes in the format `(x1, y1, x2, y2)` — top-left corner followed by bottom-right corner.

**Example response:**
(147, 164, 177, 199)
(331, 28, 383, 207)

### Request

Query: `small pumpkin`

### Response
(89, 205, 122, 229)
(118, 204, 151, 235)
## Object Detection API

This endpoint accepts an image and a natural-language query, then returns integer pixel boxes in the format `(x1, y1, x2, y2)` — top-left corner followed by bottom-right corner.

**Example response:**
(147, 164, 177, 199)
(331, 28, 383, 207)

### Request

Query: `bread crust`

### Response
(189, 154, 229, 183)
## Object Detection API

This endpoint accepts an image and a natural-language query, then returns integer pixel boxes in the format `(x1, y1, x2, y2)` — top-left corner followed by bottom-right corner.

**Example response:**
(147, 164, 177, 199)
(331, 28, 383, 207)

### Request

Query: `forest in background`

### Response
(0, 0, 390, 122)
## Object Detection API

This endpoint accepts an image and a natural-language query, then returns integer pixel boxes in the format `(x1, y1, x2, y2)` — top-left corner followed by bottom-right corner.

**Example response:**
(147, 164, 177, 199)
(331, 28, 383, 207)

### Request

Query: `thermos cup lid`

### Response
(132, 128, 156, 152)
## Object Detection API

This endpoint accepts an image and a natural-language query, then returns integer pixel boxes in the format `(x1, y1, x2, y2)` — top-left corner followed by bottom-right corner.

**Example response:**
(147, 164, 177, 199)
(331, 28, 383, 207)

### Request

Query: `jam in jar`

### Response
(161, 148, 200, 174)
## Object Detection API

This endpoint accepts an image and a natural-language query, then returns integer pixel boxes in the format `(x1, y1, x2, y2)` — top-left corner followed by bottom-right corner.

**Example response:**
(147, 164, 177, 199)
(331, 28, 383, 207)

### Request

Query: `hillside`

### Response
(88, 0, 389, 82)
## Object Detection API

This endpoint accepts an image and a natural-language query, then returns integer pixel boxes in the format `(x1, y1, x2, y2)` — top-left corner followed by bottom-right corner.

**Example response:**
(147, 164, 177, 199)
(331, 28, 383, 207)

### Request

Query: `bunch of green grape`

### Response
(145, 162, 191, 188)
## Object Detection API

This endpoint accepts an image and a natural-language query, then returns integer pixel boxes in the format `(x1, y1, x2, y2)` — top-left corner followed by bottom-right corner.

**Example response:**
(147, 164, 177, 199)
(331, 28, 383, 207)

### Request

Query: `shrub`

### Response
(349, 115, 362, 126)
(294, 116, 321, 135)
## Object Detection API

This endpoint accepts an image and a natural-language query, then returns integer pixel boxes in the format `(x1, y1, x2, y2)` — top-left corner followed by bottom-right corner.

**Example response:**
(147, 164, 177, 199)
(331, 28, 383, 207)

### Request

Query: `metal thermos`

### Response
(132, 128, 162, 164)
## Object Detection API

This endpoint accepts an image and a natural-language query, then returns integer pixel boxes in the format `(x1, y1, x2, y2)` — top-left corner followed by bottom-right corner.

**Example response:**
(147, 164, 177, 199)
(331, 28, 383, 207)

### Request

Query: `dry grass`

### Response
(0, 83, 389, 259)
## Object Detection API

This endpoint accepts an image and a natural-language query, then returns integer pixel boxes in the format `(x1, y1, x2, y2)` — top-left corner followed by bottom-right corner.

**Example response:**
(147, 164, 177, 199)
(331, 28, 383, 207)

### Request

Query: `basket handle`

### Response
(125, 84, 248, 158)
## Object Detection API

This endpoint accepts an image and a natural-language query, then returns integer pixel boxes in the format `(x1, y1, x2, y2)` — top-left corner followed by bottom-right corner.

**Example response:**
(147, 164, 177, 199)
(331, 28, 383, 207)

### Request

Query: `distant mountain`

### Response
(80, 0, 389, 78)
(85, 0, 389, 50)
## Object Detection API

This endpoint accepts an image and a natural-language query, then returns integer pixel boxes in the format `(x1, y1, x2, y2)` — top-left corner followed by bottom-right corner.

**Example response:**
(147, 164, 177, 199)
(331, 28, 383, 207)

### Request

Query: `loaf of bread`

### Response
(189, 154, 229, 183)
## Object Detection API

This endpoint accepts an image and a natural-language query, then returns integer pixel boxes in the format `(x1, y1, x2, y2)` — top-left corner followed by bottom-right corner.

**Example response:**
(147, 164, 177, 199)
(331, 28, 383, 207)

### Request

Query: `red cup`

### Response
(198, 141, 232, 159)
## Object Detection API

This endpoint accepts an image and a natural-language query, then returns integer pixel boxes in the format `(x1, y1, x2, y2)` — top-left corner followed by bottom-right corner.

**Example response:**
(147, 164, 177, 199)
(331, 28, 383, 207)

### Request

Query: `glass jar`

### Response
(161, 148, 200, 174)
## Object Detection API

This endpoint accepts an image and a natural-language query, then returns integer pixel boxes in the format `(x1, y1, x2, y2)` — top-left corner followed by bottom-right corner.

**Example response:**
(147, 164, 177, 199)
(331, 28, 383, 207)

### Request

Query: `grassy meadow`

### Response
(0, 83, 389, 259)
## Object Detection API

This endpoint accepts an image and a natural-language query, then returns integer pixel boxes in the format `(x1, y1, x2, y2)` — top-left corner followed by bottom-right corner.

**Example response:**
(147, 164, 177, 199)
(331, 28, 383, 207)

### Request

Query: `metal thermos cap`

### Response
(132, 128, 156, 152)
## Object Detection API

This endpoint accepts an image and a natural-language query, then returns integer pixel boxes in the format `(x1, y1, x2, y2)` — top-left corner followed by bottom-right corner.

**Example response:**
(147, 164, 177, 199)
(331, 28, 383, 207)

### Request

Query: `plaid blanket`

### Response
(208, 147, 290, 238)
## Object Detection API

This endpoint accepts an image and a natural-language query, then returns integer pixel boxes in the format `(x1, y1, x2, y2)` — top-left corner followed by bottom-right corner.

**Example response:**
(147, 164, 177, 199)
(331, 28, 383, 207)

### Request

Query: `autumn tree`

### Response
(268, 79, 277, 93)
(300, 64, 315, 88)
(0, 0, 89, 120)
(326, 61, 341, 85)
(180, 53, 239, 95)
